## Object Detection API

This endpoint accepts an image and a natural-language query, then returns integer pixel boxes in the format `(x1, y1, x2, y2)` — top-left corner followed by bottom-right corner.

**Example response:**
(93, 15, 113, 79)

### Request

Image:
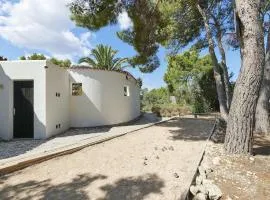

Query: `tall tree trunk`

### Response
(255, 30, 270, 135)
(214, 20, 232, 109)
(224, 0, 265, 154)
(197, 5, 229, 121)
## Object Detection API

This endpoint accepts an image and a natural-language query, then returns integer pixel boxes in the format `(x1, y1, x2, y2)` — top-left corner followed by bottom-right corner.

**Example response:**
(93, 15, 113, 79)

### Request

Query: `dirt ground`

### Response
(203, 134, 270, 200)
(0, 117, 214, 200)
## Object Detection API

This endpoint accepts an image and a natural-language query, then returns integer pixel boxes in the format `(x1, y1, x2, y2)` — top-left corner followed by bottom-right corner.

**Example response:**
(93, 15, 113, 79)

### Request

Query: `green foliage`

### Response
(50, 58, 72, 68)
(151, 104, 191, 117)
(19, 53, 71, 68)
(141, 87, 170, 111)
(164, 50, 219, 113)
(69, 0, 234, 72)
(69, 0, 166, 73)
(79, 44, 129, 70)
(136, 78, 143, 88)
(0, 56, 7, 61)
(69, 0, 121, 31)
(19, 53, 46, 60)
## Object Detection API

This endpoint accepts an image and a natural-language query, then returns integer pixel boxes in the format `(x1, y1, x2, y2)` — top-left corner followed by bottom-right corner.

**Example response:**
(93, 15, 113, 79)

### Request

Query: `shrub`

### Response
(151, 104, 191, 117)
(151, 105, 161, 117)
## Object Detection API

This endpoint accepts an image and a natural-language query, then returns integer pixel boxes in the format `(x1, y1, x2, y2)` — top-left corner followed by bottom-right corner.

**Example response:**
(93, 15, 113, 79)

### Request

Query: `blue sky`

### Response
(0, 0, 241, 90)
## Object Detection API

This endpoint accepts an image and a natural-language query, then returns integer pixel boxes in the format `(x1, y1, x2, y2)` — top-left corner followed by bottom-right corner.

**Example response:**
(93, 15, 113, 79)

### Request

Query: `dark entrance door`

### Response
(13, 81, 34, 138)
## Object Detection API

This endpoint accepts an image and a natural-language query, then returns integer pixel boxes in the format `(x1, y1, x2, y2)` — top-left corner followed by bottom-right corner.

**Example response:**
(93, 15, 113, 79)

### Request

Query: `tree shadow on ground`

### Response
(97, 173, 164, 200)
(253, 134, 270, 156)
(0, 173, 107, 200)
(156, 118, 214, 141)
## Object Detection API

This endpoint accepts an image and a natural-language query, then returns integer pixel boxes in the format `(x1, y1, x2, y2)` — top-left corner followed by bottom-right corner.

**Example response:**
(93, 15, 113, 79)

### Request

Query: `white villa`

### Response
(0, 60, 140, 140)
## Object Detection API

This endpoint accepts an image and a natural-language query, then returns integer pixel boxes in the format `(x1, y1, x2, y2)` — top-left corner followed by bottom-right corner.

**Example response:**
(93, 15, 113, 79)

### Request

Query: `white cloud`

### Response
(0, 0, 92, 60)
(0, 0, 13, 15)
(117, 10, 133, 30)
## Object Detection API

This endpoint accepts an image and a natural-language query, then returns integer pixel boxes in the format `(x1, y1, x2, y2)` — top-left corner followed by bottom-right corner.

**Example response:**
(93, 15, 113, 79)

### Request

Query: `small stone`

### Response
(202, 163, 213, 175)
(197, 185, 207, 194)
(190, 185, 199, 196)
(249, 156, 254, 161)
(169, 146, 174, 151)
(193, 192, 207, 200)
(225, 196, 232, 200)
(143, 161, 147, 165)
(156, 156, 159, 159)
(202, 179, 213, 185)
(144, 156, 148, 160)
(196, 175, 204, 185)
(206, 183, 222, 200)
(198, 166, 206, 176)
(154, 146, 158, 150)
(212, 157, 221, 165)
(174, 172, 179, 178)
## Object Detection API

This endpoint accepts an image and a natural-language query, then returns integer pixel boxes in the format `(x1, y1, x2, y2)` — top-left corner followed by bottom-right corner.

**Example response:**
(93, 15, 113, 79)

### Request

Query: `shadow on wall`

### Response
(0, 64, 46, 140)
(0, 173, 164, 200)
(156, 118, 214, 141)
(0, 65, 11, 140)
(0, 64, 47, 158)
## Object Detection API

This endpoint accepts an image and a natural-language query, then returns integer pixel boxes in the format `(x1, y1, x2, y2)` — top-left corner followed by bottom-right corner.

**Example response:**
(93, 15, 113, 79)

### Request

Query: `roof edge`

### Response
(69, 66, 138, 82)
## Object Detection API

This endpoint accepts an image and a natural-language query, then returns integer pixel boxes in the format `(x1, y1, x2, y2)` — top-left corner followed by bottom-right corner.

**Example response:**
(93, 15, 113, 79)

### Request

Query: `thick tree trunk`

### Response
(215, 22, 232, 109)
(197, 5, 229, 121)
(224, 0, 265, 154)
(255, 30, 270, 135)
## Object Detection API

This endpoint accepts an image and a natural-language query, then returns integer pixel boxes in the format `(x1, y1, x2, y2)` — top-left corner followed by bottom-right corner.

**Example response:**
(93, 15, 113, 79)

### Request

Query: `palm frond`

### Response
(78, 44, 129, 71)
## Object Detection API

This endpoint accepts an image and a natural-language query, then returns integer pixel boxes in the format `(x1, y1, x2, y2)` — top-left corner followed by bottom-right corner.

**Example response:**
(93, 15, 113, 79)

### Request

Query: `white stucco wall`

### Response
(69, 69, 140, 127)
(0, 61, 47, 140)
(45, 61, 70, 138)
(0, 61, 140, 140)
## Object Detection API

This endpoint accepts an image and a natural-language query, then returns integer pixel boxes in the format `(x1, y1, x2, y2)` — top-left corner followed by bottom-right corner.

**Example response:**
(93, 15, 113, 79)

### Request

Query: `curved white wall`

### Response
(69, 69, 140, 127)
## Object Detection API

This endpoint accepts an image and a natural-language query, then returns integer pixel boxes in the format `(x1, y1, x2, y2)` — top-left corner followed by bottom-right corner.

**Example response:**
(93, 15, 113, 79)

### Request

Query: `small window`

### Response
(124, 86, 130, 97)
(72, 83, 82, 96)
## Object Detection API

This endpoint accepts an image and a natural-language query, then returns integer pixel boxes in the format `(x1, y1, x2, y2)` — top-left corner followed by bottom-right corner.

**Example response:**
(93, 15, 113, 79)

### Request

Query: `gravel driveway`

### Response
(0, 113, 161, 162)
(0, 117, 214, 200)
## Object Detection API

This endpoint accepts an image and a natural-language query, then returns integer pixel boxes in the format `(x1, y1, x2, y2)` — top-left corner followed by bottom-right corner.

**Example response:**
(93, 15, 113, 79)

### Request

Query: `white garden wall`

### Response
(69, 69, 140, 127)
(45, 61, 70, 138)
(0, 61, 47, 140)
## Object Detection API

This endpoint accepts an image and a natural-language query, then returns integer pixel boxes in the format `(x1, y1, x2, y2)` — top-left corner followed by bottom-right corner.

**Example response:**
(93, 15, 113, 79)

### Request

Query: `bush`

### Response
(151, 106, 162, 117)
(151, 104, 191, 117)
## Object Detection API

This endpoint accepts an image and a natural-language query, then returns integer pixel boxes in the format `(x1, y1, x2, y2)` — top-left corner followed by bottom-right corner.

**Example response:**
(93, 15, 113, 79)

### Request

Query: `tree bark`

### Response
(224, 0, 265, 154)
(214, 19, 232, 109)
(197, 5, 229, 121)
(255, 30, 270, 135)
